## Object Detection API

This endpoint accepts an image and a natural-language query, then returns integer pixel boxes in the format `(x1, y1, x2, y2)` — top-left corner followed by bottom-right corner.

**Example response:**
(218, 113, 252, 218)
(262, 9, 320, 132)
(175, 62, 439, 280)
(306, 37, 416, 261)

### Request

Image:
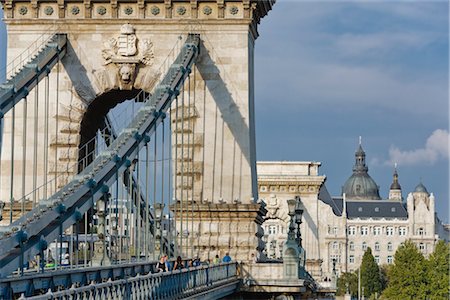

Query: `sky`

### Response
(0, 1, 449, 222)
(254, 0, 449, 222)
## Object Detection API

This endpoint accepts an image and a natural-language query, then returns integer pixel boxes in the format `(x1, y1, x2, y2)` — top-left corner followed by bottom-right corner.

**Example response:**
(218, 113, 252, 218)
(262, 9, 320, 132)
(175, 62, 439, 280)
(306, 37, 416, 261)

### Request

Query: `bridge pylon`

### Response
(0, 0, 275, 264)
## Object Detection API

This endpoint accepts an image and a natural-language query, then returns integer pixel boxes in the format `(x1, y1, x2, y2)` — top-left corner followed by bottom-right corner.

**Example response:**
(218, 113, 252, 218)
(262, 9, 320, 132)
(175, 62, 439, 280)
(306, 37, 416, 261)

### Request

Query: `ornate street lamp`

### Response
(294, 196, 303, 247)
(286, 199, 297, 241)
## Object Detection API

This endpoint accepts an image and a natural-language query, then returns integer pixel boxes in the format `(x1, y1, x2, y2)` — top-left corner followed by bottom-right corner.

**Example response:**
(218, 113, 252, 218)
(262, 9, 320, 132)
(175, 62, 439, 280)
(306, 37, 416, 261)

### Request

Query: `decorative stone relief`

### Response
(44, 6, 54, 15)
(71, 6, 80, 15)
(230, 6, 239, 15)
(97, 6, 107, 15)
(266, 194, 279, 219)
(176, 6, 186, 15)
(101, 23, 155, 89)
(123, 6, 133, 15)
(18, 6, 28, 15)
(150, 6, 160, 15)
(203, 6, 212, 15)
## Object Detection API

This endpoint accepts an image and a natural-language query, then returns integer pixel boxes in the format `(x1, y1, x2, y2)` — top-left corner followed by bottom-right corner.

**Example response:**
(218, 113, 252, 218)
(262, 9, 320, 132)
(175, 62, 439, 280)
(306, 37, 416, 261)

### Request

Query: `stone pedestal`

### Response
(172, 201, 266, 262)
(91, 240, 111, 266)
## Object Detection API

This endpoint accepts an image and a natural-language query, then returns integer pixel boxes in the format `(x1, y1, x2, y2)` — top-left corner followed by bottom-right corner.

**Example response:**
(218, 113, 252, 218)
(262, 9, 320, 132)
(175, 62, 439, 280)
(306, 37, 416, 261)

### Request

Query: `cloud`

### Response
(382, 129, 449, 166)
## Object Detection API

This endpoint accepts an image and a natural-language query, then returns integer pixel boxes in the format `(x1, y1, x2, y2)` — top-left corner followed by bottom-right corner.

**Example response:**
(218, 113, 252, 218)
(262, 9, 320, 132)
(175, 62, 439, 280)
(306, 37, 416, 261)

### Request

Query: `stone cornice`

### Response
(1, 0, 275, 38)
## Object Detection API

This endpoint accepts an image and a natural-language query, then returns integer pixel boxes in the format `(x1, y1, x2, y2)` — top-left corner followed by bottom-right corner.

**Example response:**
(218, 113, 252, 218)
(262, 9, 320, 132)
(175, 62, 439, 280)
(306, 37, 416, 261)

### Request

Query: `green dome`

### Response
(414, 182, 429, 195)
(342, 143, 381, 200)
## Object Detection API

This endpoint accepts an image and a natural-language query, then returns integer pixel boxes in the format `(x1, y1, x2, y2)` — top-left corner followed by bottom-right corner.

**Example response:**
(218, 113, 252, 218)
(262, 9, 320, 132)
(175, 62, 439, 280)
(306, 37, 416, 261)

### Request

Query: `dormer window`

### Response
(358, 207, 363, 212)
(375, 207, 379, 212)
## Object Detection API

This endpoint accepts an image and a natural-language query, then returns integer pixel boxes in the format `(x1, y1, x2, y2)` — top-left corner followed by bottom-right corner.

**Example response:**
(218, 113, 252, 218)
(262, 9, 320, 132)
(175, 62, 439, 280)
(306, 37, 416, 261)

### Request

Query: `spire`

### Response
(390, 163, 401, 190)
(353, 138, 368, 173)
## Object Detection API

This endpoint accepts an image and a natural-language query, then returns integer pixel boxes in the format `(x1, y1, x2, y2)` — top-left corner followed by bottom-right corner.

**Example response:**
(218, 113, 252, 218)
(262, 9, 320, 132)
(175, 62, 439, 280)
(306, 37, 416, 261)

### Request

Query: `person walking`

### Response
(213, 254, 220, 264)
(222, 253, 231, 263)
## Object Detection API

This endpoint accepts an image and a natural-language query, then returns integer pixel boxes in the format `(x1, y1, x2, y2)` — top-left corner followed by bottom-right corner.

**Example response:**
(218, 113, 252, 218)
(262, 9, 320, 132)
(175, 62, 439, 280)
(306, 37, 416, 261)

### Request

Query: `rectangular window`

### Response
(348, 226, 356, 236)
(349, 242, 355, 251)
(386, 227, 394, 236)
(332, 242, 339, 250)
(349, 255, 355, 264)
(361, 227, 369, 236)
(375, 256, 380, 264)
(374, 227, 381, 236)
(330, 254, 341, 264)
(269, 225, 277, 235)
(387, 256, 393, 264)
(333, 226, 338, 235)
(399, 227, 407, 236)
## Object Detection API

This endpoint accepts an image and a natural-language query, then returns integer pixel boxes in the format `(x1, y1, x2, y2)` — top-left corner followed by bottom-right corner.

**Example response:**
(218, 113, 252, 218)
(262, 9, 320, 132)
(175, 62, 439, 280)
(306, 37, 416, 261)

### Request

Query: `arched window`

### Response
(387, 242, 393, 251)
(332, 242, 339, 250)
(362, 242, 368, 251)
(349, 241, 355, 251)
(417, 227, 425, 236)
(374, 242, 380, 251)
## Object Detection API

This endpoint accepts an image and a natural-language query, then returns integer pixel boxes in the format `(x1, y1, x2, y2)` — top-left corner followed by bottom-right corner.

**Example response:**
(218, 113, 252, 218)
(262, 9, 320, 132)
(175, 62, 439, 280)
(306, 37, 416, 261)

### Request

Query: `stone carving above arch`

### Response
(100, 23, 155, 90)
(266, 194, 279, 219)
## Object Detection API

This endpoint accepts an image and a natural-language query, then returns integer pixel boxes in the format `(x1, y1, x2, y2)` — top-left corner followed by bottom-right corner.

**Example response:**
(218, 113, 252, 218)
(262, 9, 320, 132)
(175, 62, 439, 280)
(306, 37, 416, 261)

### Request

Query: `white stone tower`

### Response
(0, 0, 275, 260)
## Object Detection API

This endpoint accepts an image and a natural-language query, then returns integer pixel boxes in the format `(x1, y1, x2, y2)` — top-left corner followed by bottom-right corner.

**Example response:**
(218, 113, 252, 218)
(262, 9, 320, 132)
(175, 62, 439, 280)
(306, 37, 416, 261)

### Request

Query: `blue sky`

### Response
(0, 1, 449, 222)
(255, 1, 449, 222)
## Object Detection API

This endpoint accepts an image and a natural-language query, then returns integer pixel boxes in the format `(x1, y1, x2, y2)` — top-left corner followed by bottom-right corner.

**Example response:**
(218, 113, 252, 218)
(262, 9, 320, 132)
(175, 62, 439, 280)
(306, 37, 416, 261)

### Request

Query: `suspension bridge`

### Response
(0, 0, 319, 298)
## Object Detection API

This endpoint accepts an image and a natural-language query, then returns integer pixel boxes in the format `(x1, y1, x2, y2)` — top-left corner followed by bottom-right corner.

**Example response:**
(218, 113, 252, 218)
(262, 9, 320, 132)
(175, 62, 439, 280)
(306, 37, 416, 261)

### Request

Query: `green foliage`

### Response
(379, 264, 390, 291)
(336, 272, 358, 297)
(360, 247, 382, 298)
(382, 240, 428, 299)
(426, 240, 450, 299)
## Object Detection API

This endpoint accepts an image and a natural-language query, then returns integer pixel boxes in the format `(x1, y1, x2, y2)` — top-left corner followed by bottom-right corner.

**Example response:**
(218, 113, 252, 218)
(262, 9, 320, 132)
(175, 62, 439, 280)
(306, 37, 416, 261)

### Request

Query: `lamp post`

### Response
(154, 203, 164, 256)
(294, 196, 303, 248)
(286, 199, 296, 242)
(0, 201, 4, 221)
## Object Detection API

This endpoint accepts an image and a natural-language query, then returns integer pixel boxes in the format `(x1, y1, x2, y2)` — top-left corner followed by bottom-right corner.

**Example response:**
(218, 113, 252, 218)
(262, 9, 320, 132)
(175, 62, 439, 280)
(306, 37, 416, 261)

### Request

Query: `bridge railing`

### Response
(18, 262, 238, 300)
(1, 25, 61, 83)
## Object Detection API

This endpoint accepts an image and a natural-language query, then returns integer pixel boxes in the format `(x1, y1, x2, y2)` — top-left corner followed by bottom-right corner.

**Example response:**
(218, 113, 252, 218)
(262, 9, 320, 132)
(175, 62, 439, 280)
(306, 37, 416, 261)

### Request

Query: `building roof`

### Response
(414, 182, 429, 195)
(329, 198, 408, 219)
(345, 200, 408, 219)
(342, 143, 381, 200)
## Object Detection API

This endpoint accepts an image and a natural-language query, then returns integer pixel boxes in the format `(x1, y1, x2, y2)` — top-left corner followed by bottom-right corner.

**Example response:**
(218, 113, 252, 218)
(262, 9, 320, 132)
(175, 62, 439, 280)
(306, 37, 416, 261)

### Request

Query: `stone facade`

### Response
(0, 0, 275, 261)
(257, 156, 449, 284)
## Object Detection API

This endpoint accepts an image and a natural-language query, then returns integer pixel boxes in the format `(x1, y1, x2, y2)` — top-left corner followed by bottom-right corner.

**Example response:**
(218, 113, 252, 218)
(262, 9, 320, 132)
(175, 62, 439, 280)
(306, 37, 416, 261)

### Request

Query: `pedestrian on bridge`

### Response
(222, 253, 231, 263)
(213, 255, 220, 264)
(173, 256, 184, 270)
(156, 255, 167, 272)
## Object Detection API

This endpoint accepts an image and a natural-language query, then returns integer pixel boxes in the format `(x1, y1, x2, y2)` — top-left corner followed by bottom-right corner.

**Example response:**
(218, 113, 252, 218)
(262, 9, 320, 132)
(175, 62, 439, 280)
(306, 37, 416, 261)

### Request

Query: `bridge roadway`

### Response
(0, 261, 239, 299)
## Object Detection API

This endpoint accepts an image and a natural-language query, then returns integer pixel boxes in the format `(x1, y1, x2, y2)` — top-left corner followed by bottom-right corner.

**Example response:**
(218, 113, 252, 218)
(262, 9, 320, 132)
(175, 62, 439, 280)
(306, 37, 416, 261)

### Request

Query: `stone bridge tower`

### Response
(1, 0, 274, 260)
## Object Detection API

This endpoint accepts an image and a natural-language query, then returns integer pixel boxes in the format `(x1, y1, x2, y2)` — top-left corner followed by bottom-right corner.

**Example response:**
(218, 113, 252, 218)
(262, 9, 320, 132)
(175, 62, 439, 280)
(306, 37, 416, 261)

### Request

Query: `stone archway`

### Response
(77, 88, 147, 172)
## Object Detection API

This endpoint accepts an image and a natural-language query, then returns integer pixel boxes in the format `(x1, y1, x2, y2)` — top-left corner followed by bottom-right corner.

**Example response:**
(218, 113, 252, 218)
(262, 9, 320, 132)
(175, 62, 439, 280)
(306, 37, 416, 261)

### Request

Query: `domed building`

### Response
(342, 143, 381, 200)
(257, 140, 449, 285)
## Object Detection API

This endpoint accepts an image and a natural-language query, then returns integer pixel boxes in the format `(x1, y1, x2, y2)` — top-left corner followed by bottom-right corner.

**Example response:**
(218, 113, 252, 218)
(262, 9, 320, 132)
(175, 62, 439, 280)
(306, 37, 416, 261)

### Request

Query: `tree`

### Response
(383, 240, 428, 299)
(379, 264, 390, 291)
(336, 272, 358, 297)
(426, 240, 450, 299)
(360, 247, 382, 298)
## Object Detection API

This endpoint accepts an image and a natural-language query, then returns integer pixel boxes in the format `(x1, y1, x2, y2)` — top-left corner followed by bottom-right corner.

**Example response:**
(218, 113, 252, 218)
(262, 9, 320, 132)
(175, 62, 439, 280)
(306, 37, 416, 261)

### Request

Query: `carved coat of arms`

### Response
(101, 23, 154, 89)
